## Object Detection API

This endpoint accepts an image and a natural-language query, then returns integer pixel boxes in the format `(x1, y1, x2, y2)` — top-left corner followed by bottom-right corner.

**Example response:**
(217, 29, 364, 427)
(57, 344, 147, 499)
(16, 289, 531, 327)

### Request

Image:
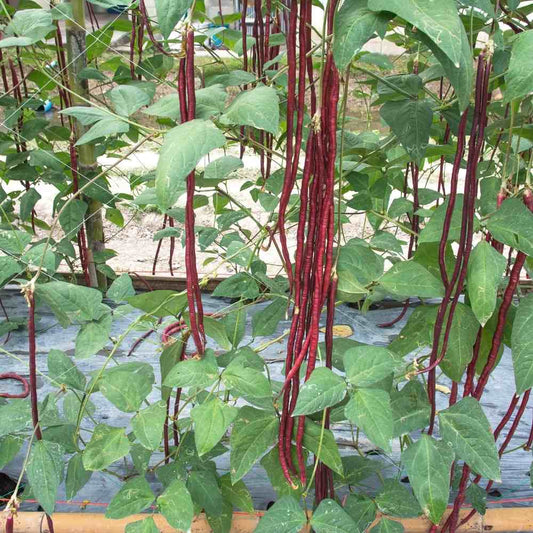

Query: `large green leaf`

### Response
(311, 499, 358, 533)
(344, 346, 398, 387)
(230, 407, 278, 482)
(128, 290, 187, 318)
(255, 496, 306, 533)
(375, 479, 421, 518)
(99, 362, 154, 413)
(109, 85, 151, 117)
(203, 155, 243, 181)
(252, 298, 287, 337)
(105, 477, 154, 519)
(187, 470, 223, 517)
(438, 303, 479, 381)
(82, 424, 131, 471)
(512, 293, 533, 394)
(439, 397, 501, 481)
(66, 453, 92, 500)
(369, 0, 469, 69)
(131, 400, 167, 450)
(107, 273, 135, 303)
(301, 420, 343, 475)
(220, 85, 280, 135)
(345, 389, 393, 452)
(75, 311, 113, 359)
(155, 119, 226, 208)
(125, 517, 160, 533)
(219, 474, 254, 513)
(370, 518, 404, 533)
(379, 260, 444, 298)
(157, 478, 194, 531)
(0, 399, 32, 437)
(293, 367, 346, 416)
(155, 0, 192, 39)
(222, 360, 273, 408)
(48, 349, 86, 390)
(402, 435, 454, 523)
(380, 99, 433, 162)
(76, 117, 129, 146)
(467, 241, 507, 326)
(391, 380, 430, 437)
(164, 355, 219, 389)
(486, 198, 533, 257)
(26, 440, 64, 515)
(59, 200, 88, 239)
(0, 9, 56, 48)
(191, 398, 238, 456)
(36, 281, 103, 327)
(333, 0, 390, 70)
(0, 435, 23, 469)
(504, 30, 533, 102)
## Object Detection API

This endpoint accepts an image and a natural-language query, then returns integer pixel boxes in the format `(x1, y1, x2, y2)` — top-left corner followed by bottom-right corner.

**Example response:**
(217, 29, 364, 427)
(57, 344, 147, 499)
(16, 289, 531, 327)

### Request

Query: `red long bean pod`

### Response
(0, 373, 29, 399)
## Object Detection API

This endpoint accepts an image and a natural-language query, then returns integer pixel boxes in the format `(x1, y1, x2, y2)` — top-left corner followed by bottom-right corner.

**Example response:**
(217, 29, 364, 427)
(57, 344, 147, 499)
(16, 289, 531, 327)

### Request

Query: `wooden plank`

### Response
(3, 508, 533, 533)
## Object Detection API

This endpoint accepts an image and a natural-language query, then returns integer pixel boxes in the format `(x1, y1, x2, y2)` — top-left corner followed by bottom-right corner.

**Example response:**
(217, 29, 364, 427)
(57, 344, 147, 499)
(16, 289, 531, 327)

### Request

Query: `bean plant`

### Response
(0, 0, 533, 532)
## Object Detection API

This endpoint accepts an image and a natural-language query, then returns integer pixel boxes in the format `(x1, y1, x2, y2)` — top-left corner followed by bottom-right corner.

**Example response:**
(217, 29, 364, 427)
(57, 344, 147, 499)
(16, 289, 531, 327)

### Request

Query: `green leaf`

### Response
(338, 455, 383, 486)
(125, 517, 160, 533)
(391, 380, 430, 437)
(344, 494, 377, 531)
(512, 293, 533, 394)
(466, 483, 487, 515)
(376, 479, 421, 518)
(164, 355, 219, 389)
(48, 349, 86, 390)
(75, 311, 112, 359)
(230, 407, 279, 482)
(221, 85, 280, 135)
(187, 470, 223, 517)
(301, 420, 343, 475)
(66, 453, 92, 500)
(156, 119, 226, 208)
(439, 397, 501, 481)
(60, 106, 113, 125)
(59, 200, 88, 239)
(256, 496, 307, 533)
(35, 281, 103, 327)
(109, 85, 151, 117)
(0, 256, 21, 286)
(504, 30, 533, 102)
(107, 273, 135, 303)
(402, 435, 454, 523)
(0, 435, 23, 469)
(196, 84, 228, 120)
(19, 188, 41, 222)
(0, 399, 32, 437)
(293, 367, 346, 416)
(0, 9, 56, 47)
(26, 440, 64, 515)
(252, 298, 287, 337)
(369, 0, 469, 68)
(131, 400, 167, 450)
(486, 198, 533, 259)
(213, 273, 260, 299)
(155, 0, 192, 39)
(416, 29, 472, 112)
(380, 99, 433, 162)
(106, 476, 154, 519)
(76, 117, 129, 146)
(128, 290, 187, 318)
(157, 478, 194, 531)
(333, 0, 390, 70)
(370, 518, 404, 533)
(311, 499, 358, 533)
(99, 362, 154, 412)
(191, 398, 238, 456)
(219, 474, 254, 513)
(143, 94, 181, 120)
(345, 389, 393, 452)
(222, 361, 273, 408)
(379, 261, 444, 298)
(419, 195, 471, 244)
(438, 303, 479, 381)
(0, 229, 32, 255)
(204, 156, 243, 181)
(467, 241, 507, 326)
(82, 424, 131, 471)
(344, 346, 398, 387)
